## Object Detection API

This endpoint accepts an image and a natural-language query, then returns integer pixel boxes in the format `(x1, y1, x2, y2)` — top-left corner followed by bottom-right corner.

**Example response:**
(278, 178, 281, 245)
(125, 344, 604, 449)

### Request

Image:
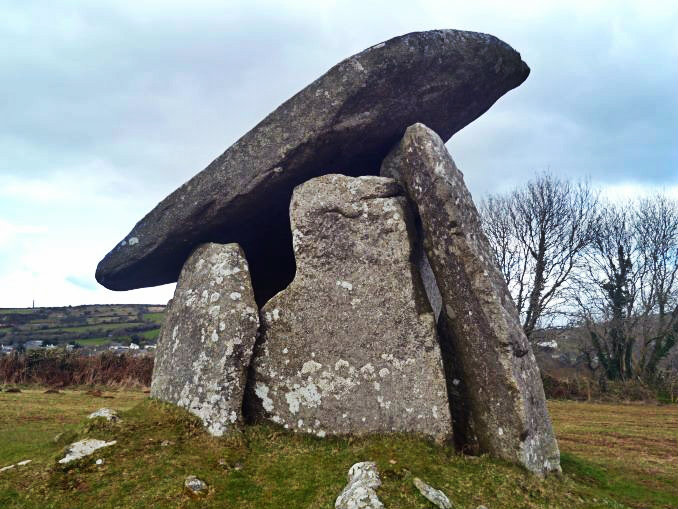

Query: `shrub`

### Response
(0, 350, 153, 388)
(541, 372, 659, 403)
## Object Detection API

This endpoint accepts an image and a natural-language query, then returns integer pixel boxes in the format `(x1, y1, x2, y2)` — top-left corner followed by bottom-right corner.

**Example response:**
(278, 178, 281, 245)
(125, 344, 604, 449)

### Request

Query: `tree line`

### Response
(479, 173, 678, 384)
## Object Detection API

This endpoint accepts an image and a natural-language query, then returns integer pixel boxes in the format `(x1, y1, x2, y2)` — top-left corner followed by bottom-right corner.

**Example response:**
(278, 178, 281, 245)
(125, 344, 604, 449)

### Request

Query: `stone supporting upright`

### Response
(381, 123, 561, 475)
(249, 174, 452, 441)
(151, 242, 259, 436)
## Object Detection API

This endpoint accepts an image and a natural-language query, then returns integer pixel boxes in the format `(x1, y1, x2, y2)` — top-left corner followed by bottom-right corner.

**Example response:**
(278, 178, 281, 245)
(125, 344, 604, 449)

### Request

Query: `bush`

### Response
(541, 372, 659, 403)
(0, 350, 153, 388)
(541, 373, 594, 401)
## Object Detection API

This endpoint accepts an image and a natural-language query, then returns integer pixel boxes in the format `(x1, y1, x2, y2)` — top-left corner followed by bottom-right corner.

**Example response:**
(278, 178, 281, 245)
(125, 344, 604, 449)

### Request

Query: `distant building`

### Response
(129, 342, 140, 350)
(0, 345, 15, 355)
(24, 340, 44, 350)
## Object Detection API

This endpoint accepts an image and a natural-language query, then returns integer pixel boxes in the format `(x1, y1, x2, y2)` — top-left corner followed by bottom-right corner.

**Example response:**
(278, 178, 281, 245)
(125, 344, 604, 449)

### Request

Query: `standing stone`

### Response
(151, 243, 259, 436)
(95, 29, 530, 306)
(248, 174, 451, 440)
(381, 123, 560, 475)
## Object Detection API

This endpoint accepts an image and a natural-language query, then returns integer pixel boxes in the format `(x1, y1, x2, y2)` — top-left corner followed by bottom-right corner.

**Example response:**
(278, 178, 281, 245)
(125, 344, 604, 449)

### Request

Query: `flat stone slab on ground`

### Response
(413, 477, 452, 509)
(88, 408, 119, 421)
(58, 439, 117, 464)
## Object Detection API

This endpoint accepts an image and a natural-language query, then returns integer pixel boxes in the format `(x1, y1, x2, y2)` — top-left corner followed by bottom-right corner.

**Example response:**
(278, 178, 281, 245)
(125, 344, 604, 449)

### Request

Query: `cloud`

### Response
(65, 275, 97, 291)
(0, 1, 676, 306)
(0, 219, 47, 247)
(601, 182, 678, 203)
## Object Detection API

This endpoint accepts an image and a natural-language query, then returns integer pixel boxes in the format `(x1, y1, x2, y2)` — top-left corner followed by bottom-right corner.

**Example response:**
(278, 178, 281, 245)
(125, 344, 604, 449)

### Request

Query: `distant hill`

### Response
(3, 305, 673, 381)
(0, 304, 598, 377)
(0, 304, 166, 352)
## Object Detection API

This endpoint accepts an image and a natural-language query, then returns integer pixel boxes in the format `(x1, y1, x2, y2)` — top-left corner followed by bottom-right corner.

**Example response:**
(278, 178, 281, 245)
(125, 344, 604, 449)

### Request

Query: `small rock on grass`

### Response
(88, 408, 119, 422)
(1, 460, 32, 473)
(413, 477, 453, 509)
(335, 461, 384, 509)
(184, 476, 208, 497)
(58, 439, 117, 464)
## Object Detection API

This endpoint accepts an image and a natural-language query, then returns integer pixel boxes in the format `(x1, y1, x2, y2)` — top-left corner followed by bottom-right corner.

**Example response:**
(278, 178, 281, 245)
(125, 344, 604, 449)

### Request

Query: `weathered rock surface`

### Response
(0, 460, 30, 473)
(58, 439, 117, 464)
(413, 477, 453, 509)
(88, 408, 119, 422)
(381, 123, 561, 475)
(184, 475, 208, 497)
(335, 462, 384, 509)
(249, 174, 451, 440)
(150, 243, 259, 436)
(96, 29, 530, 305)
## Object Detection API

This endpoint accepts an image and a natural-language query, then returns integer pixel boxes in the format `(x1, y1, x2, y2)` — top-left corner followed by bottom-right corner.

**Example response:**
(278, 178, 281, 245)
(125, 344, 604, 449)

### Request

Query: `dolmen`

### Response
(97, 29, 561, 476)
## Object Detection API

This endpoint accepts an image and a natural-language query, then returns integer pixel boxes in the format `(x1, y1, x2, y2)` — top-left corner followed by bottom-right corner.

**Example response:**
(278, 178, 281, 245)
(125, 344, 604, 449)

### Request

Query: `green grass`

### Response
(1, 305, 163, 349)
(142, 312, 165, 325)
(548, 400, 678, 509)
(560, 453, 677, 509)
(0, 389, 145, 467)
(140, 329, 160, 341)
(0, 393, 675, 508)
(50, 322, 145, 333)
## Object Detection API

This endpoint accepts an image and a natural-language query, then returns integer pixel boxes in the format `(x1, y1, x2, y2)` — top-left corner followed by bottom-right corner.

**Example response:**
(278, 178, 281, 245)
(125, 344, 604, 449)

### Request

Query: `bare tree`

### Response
(571, 195, 678, 381)
(634, 195, 678, 378)
(480, 173, 598, 339)
(572, 204, 638, 380)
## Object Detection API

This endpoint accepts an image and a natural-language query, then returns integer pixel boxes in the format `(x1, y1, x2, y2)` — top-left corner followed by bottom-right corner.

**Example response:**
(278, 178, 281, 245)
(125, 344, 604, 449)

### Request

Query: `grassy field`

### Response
(140, 329, 161, 341)
(0, 391, 675, 509)
(0, 305, 165, 349)
(550, 401, 677, 509)
(142, 312, 165, 324)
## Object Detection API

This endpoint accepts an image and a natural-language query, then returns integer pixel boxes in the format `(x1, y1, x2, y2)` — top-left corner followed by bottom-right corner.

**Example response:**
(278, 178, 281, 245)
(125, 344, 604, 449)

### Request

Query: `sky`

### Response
(1, 0, 676, 308)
